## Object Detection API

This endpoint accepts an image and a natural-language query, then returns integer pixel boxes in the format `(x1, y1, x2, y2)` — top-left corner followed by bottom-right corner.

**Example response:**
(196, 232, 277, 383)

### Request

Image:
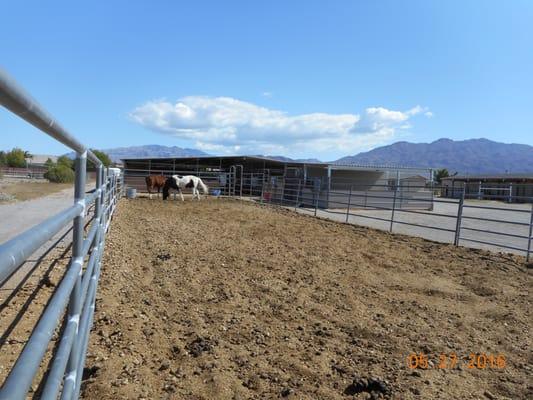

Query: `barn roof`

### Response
(121, 155, 430, 172)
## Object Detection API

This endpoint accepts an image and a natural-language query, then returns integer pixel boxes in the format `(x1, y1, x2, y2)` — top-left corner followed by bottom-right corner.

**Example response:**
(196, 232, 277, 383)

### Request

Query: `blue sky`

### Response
(1, 0, 532, 160)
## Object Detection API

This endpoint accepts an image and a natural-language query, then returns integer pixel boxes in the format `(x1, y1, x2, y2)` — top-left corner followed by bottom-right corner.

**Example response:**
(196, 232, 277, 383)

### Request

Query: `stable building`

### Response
(121, 155, 432, 209)
(441, 174, 533, 203)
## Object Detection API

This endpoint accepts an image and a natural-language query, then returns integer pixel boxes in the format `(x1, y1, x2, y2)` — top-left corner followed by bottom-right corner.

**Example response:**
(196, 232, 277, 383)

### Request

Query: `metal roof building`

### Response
(121, 154, 431, 189)
(121, 155, 434, 209)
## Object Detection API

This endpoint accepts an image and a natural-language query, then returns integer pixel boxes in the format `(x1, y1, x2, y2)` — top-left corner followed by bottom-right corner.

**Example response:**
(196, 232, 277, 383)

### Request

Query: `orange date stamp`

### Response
(407, 353, 506, 370)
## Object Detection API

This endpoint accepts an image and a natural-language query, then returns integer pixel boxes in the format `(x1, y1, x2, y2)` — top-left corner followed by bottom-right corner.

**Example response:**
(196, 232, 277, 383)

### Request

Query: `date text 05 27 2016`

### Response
(407, 353, 506, 370)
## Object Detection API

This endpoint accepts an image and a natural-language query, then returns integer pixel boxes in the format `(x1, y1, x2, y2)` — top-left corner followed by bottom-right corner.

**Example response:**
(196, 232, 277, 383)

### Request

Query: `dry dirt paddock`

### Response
(82, 198, 531, 400)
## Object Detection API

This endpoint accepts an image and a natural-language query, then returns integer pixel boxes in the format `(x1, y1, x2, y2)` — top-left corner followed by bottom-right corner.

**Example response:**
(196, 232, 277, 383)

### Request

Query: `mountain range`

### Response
(261, 155, 322, 163)
(336, 138, 533, 174)
(98, 138, 533, 174)
(101, 145, 208, 162)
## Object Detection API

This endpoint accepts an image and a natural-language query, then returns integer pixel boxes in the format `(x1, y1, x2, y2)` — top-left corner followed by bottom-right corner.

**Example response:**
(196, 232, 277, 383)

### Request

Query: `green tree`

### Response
(5, 148, 27, 168)
(433, 168, 450, 184)
(88, 149, 112, 169)
(44, 157, 55, 169)
(0, 151, 6, 167)
(57, 155, 74, 169)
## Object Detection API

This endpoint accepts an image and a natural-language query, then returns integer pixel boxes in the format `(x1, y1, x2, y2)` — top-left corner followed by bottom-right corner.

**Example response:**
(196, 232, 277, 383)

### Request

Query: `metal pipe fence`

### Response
(123, 168, 532, 260)
(0, 166, 47, 179)
(0, 68, 123, 399)
(245, 174, 533, 261)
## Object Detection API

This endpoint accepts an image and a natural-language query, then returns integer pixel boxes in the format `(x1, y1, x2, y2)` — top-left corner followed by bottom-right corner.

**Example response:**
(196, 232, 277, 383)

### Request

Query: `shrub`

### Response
(5, 148, 27, 168)
(44, 164, 75, 183)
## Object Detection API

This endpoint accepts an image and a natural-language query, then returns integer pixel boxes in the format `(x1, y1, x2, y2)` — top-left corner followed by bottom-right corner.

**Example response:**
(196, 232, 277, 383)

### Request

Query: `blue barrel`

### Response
(126, 188, 137, 199)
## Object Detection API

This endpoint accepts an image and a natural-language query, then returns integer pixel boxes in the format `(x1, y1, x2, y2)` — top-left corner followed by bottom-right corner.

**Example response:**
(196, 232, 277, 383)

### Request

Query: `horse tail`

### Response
(198, 178, 209, 194)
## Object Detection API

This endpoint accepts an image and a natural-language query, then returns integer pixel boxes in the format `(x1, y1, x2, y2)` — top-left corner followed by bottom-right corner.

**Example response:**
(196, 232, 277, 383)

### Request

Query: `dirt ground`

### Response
(81, 198, 531, 400)
(0, 179, 72, 203)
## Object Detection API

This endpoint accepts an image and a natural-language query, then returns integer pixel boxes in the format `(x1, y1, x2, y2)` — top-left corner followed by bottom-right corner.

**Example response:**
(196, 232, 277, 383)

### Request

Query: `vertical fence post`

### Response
(229, 166, 234, 197)
(260, 173, 265, 204)
(527, 203, 533, 262)
(228, 169, 231, 197)
(314, 187, 319, 217)
(112, 172, 115, 206)
(62, 151, 87, 397)
(345, 186, 352, 223)
(389, 185, 397, 232)
(239, 166, 243, 199)
(280, 178, 285, 206)
(454, 189, 465, 246)
(364, 189, 368, 208)
(102, 168, 108, 230)
(96, 165, 103, 221)
(294, 179, 301, 211)
(430, 179, 435, 211)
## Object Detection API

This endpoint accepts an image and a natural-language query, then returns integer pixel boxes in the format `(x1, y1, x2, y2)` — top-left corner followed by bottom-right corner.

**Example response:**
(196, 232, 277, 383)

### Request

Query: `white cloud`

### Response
(129, 96, 430, 156)
(261, 91, 273, 98)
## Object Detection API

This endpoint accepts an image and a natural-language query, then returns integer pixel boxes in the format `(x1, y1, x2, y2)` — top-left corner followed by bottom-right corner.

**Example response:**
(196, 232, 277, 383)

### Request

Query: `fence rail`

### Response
(0, 68, 123, 399)
(121, 167, 533, 260)
(0, 166, 47, 179)
(238, 173, 533, 261)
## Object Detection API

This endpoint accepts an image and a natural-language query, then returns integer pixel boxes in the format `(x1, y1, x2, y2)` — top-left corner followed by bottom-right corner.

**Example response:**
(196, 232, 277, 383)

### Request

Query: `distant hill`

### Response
(65, 139, 533, 174)
(86, 145, 209, 162)
(335, 138, 533, 174)
(262, 155, 323, 163)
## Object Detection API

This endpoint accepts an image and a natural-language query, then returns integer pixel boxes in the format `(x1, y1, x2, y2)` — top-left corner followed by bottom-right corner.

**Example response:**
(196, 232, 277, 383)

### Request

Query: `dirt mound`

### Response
(81, 199, 531, 399)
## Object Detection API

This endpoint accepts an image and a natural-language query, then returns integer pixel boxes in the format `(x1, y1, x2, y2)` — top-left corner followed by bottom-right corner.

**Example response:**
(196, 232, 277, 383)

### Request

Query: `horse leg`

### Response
(194, 186, 200, 200)
(196, 185, 202, 200)
(148, 186, 152, 199)
(180, 188, 185, 201)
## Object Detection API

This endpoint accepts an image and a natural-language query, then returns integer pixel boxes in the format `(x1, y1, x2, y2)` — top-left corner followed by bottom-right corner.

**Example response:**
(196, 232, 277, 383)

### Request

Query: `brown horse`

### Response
(145, 175, 167, 198)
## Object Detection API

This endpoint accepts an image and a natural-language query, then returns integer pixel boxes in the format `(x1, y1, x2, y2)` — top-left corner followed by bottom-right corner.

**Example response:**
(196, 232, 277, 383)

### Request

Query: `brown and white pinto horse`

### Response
(163, 175, 208, 201)
(145, 175, 167, 199)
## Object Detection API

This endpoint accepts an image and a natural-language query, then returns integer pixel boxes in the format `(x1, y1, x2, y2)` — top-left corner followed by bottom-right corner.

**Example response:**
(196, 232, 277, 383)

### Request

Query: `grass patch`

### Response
(0, 180, 72, 202)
